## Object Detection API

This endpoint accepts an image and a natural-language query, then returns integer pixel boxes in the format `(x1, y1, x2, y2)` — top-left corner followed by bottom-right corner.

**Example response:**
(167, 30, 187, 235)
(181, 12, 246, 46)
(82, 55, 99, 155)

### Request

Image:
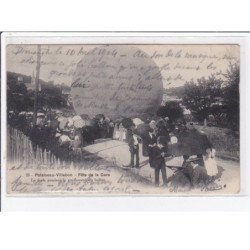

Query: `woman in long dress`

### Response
(122, 127, 127, 141)
(204, 148, 218, 177)
(113, 121, 120, 140)
(119, 123, 125, 141)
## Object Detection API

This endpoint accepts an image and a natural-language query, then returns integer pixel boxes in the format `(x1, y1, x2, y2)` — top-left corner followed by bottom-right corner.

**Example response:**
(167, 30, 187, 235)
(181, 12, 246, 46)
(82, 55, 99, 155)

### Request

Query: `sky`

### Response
(6, 44, 240, 89)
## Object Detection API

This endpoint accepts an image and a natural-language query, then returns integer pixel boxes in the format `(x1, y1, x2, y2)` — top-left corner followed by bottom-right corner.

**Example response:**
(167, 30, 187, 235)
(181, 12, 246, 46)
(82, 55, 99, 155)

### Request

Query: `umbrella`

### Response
(132, 118, 144, 127)
(58, 116, 65, 122)
(121, 118, 134, 129)
(72, 115, 82, 121)
(178, 128, 212, 156)
(73, 117, 92, 128)
(73, 119, 85, 128)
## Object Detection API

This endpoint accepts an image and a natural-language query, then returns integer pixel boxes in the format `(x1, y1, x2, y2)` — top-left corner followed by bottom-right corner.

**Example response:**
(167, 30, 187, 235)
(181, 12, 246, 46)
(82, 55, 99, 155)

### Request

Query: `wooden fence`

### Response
(7, 126, 61, 166)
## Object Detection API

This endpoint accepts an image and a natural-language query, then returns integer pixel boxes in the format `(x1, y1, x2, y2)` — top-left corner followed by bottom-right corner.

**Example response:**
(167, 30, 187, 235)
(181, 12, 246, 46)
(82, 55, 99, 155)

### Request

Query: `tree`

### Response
(40, 86, 67, 110)
(7, 73, 30, 112)
(223, 63, 240, 130)
(7, 72, 69, 113)
(156, 101, 184, 122)
(182, 75, 223, 124)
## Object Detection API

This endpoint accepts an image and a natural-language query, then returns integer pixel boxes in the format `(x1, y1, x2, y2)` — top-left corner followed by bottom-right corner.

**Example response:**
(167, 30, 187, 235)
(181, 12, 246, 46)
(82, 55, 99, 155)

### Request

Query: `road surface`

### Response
(83, 138, 240, 194)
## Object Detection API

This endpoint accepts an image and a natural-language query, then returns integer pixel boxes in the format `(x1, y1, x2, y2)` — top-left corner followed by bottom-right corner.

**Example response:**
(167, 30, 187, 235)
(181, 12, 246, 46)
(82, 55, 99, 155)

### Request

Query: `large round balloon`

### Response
(70, 45, 163, 120)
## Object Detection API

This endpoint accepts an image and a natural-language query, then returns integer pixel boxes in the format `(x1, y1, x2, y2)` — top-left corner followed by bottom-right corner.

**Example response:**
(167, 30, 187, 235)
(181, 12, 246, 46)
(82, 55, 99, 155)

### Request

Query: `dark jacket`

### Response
(151, 146, 167, 169)
(127, 129, 140, 148)
(144, 132, 157, 156)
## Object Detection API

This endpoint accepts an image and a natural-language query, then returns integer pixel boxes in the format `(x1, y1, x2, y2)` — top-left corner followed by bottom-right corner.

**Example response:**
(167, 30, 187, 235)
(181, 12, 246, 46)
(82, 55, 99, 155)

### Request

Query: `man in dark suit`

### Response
(127, 124, 140, 168)
(144, 128, 157, 168)
(151, 136, 168, 187)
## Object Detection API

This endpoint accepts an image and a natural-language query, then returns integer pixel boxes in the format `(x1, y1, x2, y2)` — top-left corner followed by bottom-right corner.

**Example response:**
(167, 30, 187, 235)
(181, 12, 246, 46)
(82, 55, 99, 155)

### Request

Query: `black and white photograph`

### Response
(4, 42, 240, 195)
(1, 0, 250, 249)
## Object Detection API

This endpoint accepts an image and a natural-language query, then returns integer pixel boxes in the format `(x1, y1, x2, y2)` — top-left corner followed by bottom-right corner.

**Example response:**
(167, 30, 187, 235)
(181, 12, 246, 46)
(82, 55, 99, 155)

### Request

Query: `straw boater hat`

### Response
(37, 113, 45, 117)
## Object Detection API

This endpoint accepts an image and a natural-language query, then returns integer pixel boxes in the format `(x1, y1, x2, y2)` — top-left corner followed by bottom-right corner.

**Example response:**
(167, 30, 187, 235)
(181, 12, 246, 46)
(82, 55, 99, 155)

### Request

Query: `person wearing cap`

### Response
(127, 123, 141, 168)
(151, 136, 168, 187)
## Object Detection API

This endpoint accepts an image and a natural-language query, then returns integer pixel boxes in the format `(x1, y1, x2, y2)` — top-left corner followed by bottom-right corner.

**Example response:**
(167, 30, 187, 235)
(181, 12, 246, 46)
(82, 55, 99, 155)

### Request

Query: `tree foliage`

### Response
(223, 63, 240, 130)
(182, 63, 239, 130)
(7, 72, 68, 113)
(157, 101, 184, 122)
(183, 75, 224, 123)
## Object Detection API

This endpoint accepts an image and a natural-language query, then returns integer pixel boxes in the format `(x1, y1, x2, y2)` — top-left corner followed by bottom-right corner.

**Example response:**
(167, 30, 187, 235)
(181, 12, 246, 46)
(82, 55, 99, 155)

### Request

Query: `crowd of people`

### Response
(8, 110, 144, 161)
(8, 109, 219, 190)
(8, 110, 114, 161)
(126, 117, 219, 189)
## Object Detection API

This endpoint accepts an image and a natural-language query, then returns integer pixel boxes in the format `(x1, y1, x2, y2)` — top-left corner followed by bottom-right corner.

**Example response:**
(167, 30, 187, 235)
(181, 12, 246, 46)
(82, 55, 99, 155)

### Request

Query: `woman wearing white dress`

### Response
(122, 128, 127, 141)
(204, 148, 218, 178)
(113, 122, 120, 140)
(119, 123, 125, 141)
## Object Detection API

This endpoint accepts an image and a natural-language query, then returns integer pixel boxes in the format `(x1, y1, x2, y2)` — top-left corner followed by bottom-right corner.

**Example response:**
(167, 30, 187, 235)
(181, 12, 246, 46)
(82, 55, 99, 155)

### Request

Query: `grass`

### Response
(195, 125, 240, 160)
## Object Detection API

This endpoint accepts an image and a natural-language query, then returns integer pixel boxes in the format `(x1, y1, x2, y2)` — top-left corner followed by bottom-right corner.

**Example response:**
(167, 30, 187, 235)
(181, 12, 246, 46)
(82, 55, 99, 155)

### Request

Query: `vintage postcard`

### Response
(4, 41, 240, 195)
